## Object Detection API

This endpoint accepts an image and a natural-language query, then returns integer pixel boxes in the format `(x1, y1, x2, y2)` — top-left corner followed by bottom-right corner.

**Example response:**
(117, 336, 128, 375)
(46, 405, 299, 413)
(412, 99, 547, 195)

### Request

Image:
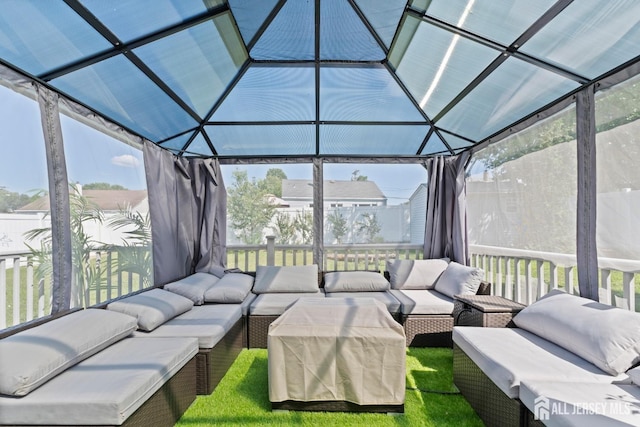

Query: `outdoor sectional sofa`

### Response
(453, 289, 640, 427)
(246, 260, 488, 348)
(0, 308, 199, 427)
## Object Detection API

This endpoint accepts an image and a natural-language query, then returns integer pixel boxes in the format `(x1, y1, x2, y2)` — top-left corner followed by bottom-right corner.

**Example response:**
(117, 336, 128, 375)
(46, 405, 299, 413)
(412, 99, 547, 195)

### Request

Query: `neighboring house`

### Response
(408, 184, 427, 245)
(14, 188, 148, 247)
(281, 179, 387, 209)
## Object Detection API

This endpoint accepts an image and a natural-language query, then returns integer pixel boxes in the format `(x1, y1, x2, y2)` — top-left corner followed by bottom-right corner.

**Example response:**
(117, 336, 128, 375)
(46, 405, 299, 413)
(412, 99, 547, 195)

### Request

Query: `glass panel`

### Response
(421, 132, 450, 155)
(183, 133, 213, 157)
(134, 13, 246, 118)
(412, 0, 556, 46)
(354, 0, 406, 49)
(212, 65, 315, 121)
(595, 74, 640, 303)
(51, 55, 198, 142)
(61, 114, 153, 306)
(438, 57, 579, 140)
(222, 164, 314, 264)
(0, 85, 50, 328)
(229, 0, 279, 46)
(79, 0, 225, 43)
(319, 124, 429, 155)
(323, 163, 427, 256)
(251, 0, 314, 60)
(467, 104, 577, 302)
(522, 0, 640, 79)
(159, 133, 192, 152)
(390, 15, 498, 118)
(440, 132, 474, 150)
(320, 0, 385, 61)
(320, 65, 425, 122)
(0, 1, 110, 76)
(206, 125, 315, 156)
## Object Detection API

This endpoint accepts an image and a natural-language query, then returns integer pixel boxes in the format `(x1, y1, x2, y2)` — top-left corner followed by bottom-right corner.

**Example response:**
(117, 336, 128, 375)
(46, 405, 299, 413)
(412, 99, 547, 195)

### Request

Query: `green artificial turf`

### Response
(176, 348, 483, 427)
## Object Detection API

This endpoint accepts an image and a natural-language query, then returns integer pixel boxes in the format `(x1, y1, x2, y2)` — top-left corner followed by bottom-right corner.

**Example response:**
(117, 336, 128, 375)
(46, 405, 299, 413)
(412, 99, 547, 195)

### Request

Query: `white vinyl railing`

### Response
(470, 244, 638, 311)
(4, 241, 638, 330)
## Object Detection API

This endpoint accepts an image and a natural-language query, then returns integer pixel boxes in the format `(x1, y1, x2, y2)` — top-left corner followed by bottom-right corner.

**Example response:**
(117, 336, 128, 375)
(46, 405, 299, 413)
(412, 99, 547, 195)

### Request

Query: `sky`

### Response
(1, 84, 427, 204)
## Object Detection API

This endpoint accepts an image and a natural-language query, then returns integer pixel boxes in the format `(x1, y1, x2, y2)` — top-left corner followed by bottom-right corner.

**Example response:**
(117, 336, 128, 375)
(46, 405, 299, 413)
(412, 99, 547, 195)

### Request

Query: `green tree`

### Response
(227, 170, 276, 244)
(259, 168, 287, 197)
(351, 170, 368, 181)
(326, 210, 348, 244)
(83, 182, 127, 190)
(273, 211, 297, 244)
(294, 210, 313, 245)
(356, 212, 381, 243)
(0, 187, 38, 212)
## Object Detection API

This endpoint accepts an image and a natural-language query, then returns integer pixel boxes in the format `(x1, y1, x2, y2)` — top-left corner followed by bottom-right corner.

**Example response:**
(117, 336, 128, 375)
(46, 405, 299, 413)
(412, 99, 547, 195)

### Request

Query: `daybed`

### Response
(0, 308, 198, 426)
(452, 289, 640, 426)
(107, 271, 255, 395)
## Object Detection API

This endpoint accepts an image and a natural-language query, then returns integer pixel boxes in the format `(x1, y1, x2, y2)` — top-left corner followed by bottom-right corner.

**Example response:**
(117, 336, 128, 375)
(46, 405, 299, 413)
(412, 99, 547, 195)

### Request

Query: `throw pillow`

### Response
(163, 272, 220, 305)
(433, 261, 484, 298)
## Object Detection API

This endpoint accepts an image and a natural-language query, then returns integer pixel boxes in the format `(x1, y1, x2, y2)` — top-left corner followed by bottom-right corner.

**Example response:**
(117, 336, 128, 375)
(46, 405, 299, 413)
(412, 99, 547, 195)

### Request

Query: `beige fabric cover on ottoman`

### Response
(268, 297, 405, 410)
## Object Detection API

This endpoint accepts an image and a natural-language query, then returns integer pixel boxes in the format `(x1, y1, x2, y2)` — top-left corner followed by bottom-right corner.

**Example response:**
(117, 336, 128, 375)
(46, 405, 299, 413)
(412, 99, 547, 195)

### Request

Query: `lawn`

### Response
(176, 348, 483, 427)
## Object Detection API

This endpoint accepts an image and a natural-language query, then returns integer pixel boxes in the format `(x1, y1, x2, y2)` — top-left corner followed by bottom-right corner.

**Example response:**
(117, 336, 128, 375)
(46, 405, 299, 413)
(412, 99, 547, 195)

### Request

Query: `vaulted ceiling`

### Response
(1, 0, 639, 158)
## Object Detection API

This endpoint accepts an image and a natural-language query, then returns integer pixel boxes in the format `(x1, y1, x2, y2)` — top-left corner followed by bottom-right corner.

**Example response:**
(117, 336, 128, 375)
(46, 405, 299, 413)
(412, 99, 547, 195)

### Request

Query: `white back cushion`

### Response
(253, 265, 319, 294)
(323, 271, 389, 292)
(0, 309, 136, 396)
(107, 288, 193, 331)
(386, 258, 449, 289)
(204, 273, 254, 303)
(513, 289, 640, 375)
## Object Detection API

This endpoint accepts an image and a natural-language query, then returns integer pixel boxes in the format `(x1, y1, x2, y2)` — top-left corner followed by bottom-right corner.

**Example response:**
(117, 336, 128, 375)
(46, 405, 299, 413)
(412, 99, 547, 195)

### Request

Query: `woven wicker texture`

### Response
(196, 317, 244, 395)
(248, 315, 279, 348)
(453, 344, 524, 427)
(453, 295, 525, 328)
(403, 315, 453, 347)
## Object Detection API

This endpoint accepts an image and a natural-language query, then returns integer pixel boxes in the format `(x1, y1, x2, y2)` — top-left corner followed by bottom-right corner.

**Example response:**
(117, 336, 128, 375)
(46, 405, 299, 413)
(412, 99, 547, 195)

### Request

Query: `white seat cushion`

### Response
(325, 291, 401, 314)
(0, 337, 198, 425)
(107, 288, 193, 331)
(453, 327, 630, 399)
(389, 289, 454, 315)
(163, 272, 220, 305)
(134, 304, 242, 349)
(519, 380, 640, 427)
(249, 291, 324, 316)
(253, 265, 319, 294)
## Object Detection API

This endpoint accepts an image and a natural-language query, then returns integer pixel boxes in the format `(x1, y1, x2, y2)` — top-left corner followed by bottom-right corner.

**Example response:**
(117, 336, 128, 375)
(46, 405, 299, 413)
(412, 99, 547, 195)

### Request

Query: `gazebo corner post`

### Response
(576, 84, 599, 301)
(312, 158, 324, 269)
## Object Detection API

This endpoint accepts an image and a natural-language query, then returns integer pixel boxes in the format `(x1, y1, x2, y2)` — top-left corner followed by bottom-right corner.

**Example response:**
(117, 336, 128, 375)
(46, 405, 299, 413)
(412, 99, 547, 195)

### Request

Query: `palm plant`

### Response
(25, 185, 107, 307)
(107, 204, 153, 288)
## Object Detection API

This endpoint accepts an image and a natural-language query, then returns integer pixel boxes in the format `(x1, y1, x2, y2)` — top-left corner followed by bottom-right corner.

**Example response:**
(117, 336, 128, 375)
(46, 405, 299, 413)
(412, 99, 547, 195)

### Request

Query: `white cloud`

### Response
(111, 154, 140, 168)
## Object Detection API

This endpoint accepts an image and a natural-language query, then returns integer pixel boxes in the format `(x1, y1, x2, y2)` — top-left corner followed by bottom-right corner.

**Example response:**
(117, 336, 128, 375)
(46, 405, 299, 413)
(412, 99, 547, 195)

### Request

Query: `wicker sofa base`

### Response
(4, 357, 197, 427)
(248, 314, 279, 349)
(272, 400, 404, 414)
(453, 343, 525, 427)
(403, 314, 453, 347)
(196, 316, 244, 395)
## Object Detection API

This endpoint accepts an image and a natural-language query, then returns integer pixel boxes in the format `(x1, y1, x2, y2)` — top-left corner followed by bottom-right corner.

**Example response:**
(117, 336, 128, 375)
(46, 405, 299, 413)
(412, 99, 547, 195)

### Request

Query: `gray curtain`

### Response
(37, 84, 72, 313)
(143, 142, 226, 285)
(576, 86, 599, 301)
(423, 152, 470, 264)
